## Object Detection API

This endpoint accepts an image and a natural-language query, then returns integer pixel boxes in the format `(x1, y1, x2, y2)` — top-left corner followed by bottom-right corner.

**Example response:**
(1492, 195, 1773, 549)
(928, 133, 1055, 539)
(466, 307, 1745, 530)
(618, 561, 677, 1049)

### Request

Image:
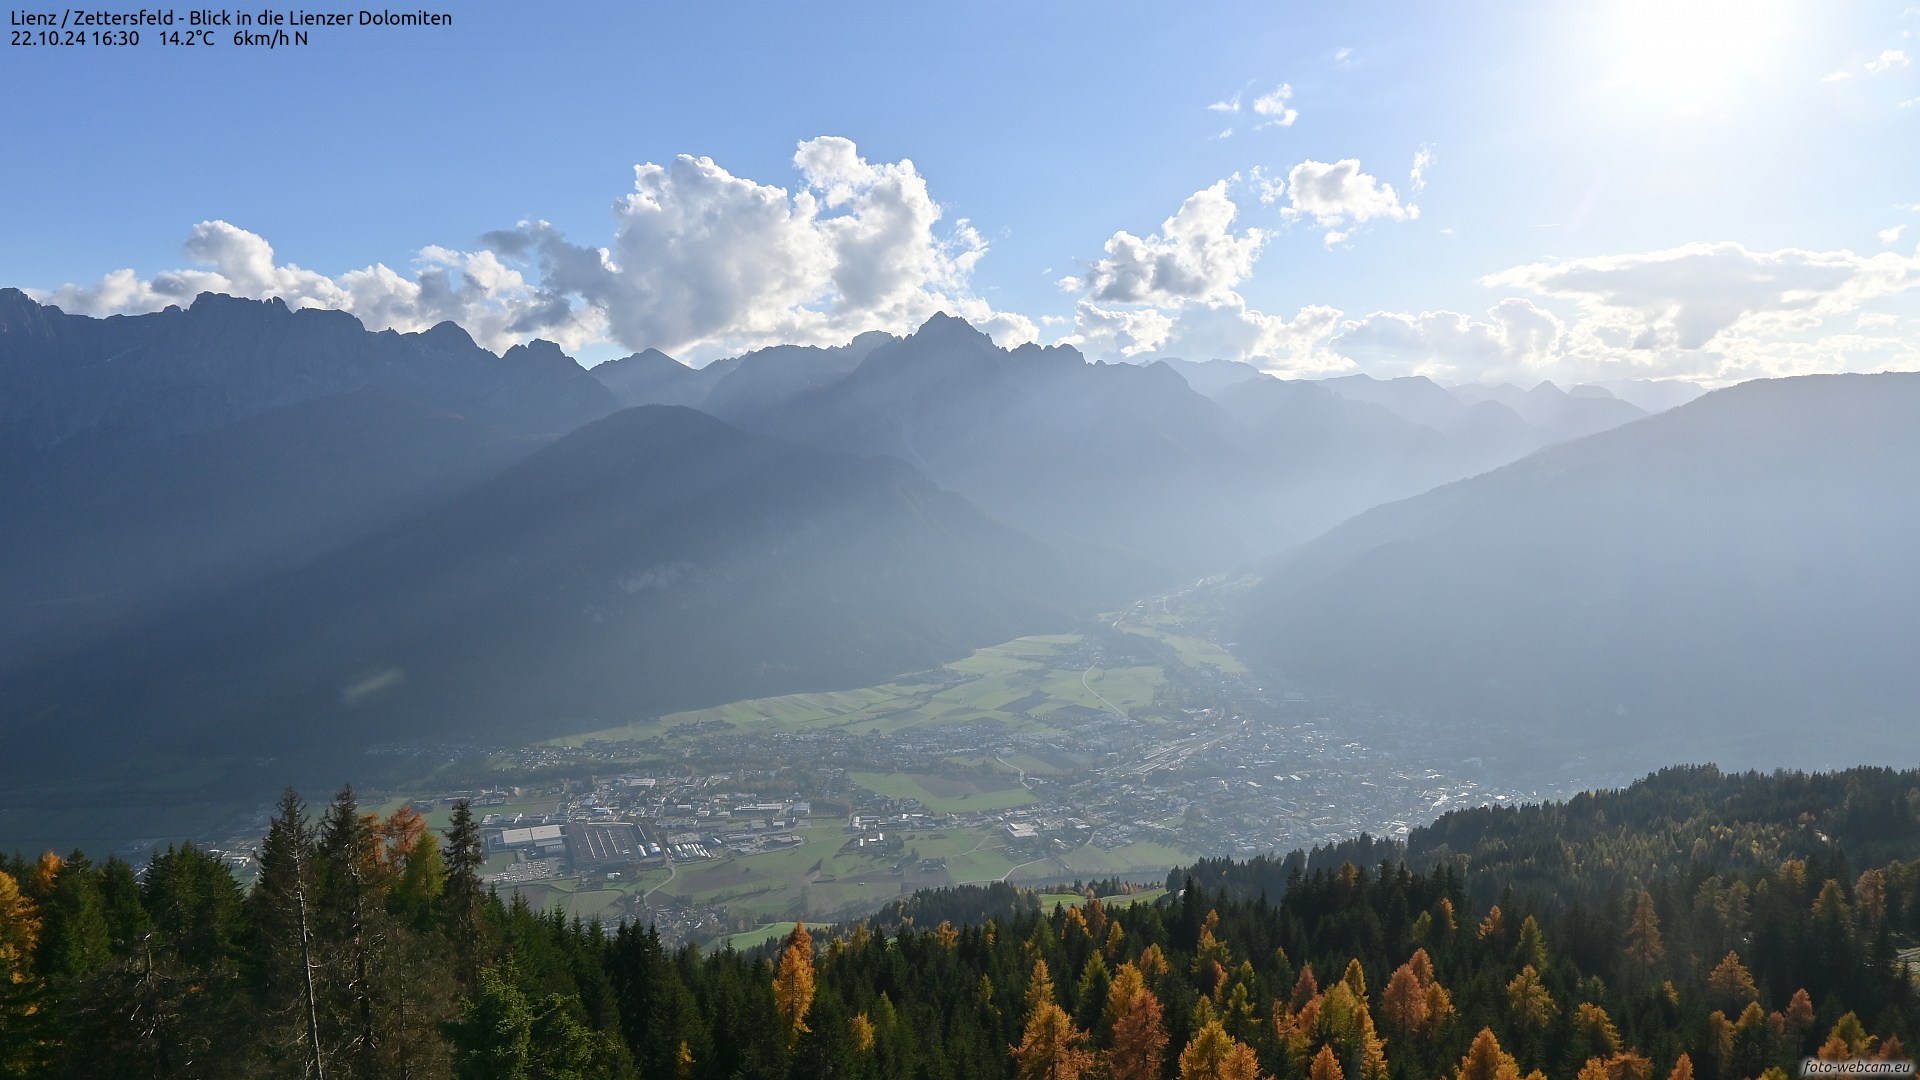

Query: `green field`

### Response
(551, 634, 1167, 748)
(848, 772, 1034, 814)
(1036, 887, 1170, 910)
(1118, 617, 1249, 674)
(634, 824, 1019, 922)
(726, 922, 799, 951)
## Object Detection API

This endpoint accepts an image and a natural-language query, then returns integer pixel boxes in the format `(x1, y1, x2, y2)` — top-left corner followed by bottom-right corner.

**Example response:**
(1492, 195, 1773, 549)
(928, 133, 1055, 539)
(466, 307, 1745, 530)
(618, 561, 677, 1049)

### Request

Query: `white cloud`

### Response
(1161, 300, 1347, 375)
(1331, 300, 1564, 380)
(1868, 48, 1911, 72)
(1280, 159, 1419, 245)
(33, 138, 1030, 361)
(32, 222, 611, 351)
(1484, 241, 1920, 351)
(485, 138, 1028, 357)
(1252, 84, 1299, 128)
(1881, 224, 1909, 246)
(1056, 181, 1346, 372)
(1069, 180, 1267, 305)
(1313, 242, 1920, 385)
(1827, 48, 1911, 80)
(1333, 46, 1353, 67)
(1410, 145, 1435, 195)
(1058, 300, 1176, 358)
(1206, 91, 1242, 113)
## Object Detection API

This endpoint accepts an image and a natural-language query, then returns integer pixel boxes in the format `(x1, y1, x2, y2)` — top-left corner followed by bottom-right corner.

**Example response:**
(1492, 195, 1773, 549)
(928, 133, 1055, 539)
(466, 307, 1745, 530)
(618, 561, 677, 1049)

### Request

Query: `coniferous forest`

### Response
(4, 766, 1919, 1079)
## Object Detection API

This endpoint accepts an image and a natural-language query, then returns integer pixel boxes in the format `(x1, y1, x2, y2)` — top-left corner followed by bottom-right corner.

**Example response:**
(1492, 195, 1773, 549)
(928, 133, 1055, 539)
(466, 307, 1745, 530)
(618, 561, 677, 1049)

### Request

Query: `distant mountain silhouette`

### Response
(1232, 372, 1920, 772)
(589, 347, 726, 409)
(0, 406, 1081, 772)
(697, 315, 1654, 581)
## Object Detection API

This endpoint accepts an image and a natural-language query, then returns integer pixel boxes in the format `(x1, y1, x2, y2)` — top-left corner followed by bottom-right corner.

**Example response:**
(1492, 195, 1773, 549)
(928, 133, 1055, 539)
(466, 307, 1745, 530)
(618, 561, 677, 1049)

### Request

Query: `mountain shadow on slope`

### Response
(0, 406, 1083, 774)
(0, 290, 618, 669)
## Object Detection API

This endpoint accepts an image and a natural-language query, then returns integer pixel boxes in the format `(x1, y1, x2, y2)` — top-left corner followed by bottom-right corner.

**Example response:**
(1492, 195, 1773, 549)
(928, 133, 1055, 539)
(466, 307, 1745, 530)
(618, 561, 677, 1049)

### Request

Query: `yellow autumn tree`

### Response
(1310, 1044, 1346, 1080)
(1104, 962, 1168, 1080)
(1818, 1013, 1875, 1061)
(1623, 893, 1665, 977)
(1027, 957, 1057, 1019)
(0, 870, 38, 985)
(1706, 951, 1759, 1012)
(850, 1013, 876, 1053)
(1012, 999, 1095, 1080)
(1382, 962, 1429, 1036)
(0, 869, 45, 1078)
(1382, 948, 1453, 1040)
(1178, 1020, 1264, 1080)
(1667, 1053, 1695, 1080)
(1457, 1027, 1524, 1080)
(1571, 1002, 1622, 1059)
(1575, 1053, 1653, 1080)
(772, 922, 816, 1046)
(1506, 965, 1557, 1033)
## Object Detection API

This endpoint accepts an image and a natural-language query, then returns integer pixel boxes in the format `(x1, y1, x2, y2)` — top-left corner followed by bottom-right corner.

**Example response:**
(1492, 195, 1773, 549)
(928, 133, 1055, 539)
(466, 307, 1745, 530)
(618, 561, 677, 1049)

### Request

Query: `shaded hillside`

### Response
(1233, 373, 1920, 771)
(0, 407, 1081, 772)
(0, 291, 617, 668)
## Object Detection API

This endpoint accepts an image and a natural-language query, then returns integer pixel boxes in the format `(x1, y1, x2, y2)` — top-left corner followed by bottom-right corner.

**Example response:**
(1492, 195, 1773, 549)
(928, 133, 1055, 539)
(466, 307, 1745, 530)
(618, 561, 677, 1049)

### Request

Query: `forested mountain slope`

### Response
(4, 766, 1917, 1079)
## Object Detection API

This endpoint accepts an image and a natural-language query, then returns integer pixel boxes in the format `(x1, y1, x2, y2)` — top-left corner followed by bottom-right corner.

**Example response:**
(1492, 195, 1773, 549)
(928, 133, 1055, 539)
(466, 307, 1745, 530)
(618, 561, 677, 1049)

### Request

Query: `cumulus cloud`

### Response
(1330, 300, 1564, 380)
(1058, 301, 1177, 358)
(1483, 241, 1920, 351)
(1160, 300, 1347, 374)
(1280, 159, 1418, 245)
(1311, 242, 1920, 385)
(1055, 180, 1347, 373)
(478, 138, 1031, 357)
(32, 137, 1031, 360)
(1068, 180, 1266, 305)
(1882, 224, 1909, 246)
(1251, 84, 1299, 127)
(33, 222, 610, 351)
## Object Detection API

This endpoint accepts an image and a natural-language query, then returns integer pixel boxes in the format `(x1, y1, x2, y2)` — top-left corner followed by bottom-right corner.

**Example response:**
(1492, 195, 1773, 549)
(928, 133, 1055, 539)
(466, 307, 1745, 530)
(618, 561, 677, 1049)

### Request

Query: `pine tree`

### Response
(443, 799, 486, 988)
(317, 784, 389, 1078)
(252, 787, 328, 1079)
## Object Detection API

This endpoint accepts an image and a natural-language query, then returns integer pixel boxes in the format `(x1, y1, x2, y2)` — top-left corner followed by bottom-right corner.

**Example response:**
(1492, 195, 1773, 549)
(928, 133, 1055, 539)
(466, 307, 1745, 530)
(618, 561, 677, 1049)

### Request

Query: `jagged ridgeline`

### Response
(4, 765, 1918, 1078)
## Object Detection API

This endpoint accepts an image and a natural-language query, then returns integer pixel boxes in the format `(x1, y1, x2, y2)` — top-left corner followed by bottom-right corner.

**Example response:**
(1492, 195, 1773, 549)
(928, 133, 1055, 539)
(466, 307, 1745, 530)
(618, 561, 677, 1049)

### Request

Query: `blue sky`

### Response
(6, 0, 1918, 383)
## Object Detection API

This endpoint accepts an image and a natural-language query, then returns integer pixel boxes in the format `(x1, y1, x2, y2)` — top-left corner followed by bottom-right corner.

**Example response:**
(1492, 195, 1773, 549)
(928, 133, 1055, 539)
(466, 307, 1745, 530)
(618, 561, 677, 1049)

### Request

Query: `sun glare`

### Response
(1610, 0, 1792, 113)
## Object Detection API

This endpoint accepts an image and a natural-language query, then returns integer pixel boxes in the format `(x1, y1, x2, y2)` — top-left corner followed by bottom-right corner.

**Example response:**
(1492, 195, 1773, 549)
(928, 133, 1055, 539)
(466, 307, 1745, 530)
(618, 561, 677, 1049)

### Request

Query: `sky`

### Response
(5, 0, 1919, 385)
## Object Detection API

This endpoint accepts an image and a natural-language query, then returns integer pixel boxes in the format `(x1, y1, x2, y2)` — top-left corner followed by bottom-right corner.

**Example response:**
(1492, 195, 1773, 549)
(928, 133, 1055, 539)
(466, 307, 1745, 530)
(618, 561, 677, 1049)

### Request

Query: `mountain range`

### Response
(1231, 372, 1920, 773)
(592, 315, 1659, 574)
(0, 289, 618, 671)
(8, 287, 1897, 785)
